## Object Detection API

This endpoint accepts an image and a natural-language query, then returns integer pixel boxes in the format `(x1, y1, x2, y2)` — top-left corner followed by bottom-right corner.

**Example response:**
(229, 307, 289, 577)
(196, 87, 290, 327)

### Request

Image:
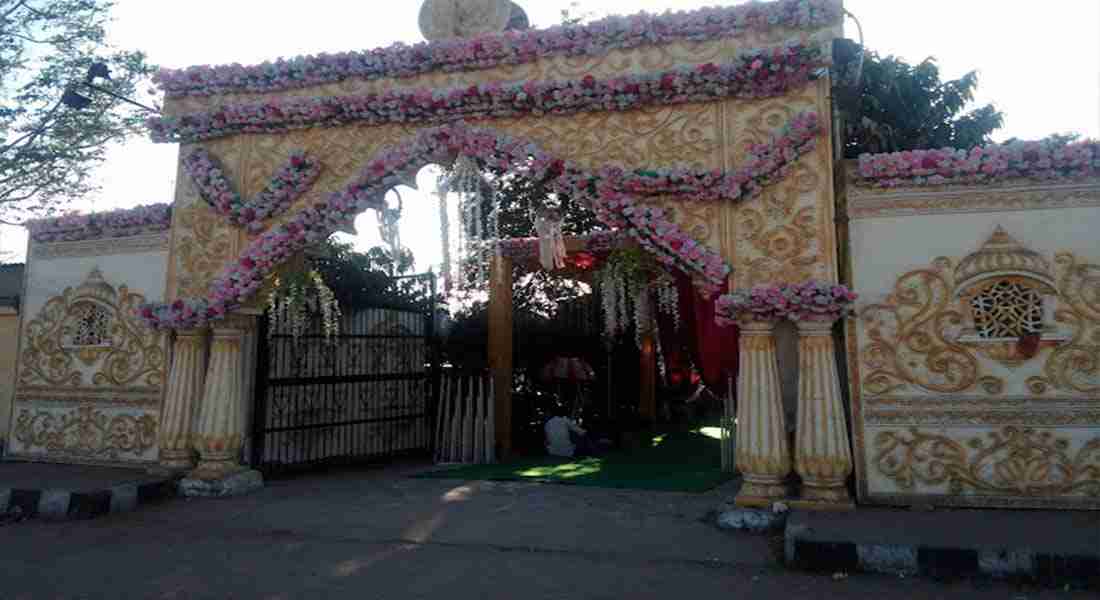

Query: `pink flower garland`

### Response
(148, 44, 825, 144)
(857, 138, 1100, 188)
(497, 230, 625, 265)
(25, 203, 172, 244)
(139, 114, 822, 329)
(154, 0, 840, 98)
(183, 148, 322, 233)
(715, 279, 857, 325)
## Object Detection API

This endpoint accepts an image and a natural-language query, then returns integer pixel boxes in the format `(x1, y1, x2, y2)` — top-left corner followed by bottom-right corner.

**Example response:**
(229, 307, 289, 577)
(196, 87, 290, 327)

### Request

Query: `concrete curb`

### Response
(784, 511, 1100, 585)
(0, 478, 175, 521)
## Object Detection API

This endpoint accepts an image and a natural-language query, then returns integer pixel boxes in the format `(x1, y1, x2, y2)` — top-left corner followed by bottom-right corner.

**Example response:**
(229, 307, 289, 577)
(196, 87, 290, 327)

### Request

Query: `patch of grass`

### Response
(418, 429, 731, 493)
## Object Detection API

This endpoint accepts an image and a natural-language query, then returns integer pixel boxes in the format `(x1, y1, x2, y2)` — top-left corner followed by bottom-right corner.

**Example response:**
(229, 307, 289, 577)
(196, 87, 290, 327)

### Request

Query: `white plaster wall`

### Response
(9, 239, 170, 465)
(847, 189, 1100, 510)
(22, 247, 169, 318)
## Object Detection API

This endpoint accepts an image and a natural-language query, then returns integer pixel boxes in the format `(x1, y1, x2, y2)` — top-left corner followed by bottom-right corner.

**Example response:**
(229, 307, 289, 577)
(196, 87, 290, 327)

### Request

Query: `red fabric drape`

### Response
(656, 274, 738, 390)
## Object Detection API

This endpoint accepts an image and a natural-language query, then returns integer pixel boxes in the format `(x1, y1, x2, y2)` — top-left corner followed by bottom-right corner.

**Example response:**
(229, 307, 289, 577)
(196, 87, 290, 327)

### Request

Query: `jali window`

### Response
(969, 280, 1044, 339)
(68, 302, 111, 346)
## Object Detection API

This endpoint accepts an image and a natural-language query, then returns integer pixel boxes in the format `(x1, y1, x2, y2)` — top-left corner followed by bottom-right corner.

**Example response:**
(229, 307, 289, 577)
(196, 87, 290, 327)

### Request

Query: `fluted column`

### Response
(794, 319, 853, 504)
(189, 317, 249, 481)
(158, 328, 209, 471)
(735, 319, 791, 505)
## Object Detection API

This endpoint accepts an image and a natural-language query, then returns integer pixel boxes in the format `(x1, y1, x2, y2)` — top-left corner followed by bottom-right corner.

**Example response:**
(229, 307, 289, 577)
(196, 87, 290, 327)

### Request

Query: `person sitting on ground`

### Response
(545, 405, 590, 458)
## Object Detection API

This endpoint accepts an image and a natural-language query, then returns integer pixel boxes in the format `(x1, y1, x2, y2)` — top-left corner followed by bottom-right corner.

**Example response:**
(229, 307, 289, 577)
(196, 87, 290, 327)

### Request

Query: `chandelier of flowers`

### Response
(595, 246, 680, 349)
(266, 269, 342, 343)
(436, 154, 501, 293)
(378, 189, 404, 274)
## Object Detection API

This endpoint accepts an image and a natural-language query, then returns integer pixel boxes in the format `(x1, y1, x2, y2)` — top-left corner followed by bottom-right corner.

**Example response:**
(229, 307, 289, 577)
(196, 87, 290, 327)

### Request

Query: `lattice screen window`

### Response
(969, 281, 1044, 339)
(68, 302, 111, 346)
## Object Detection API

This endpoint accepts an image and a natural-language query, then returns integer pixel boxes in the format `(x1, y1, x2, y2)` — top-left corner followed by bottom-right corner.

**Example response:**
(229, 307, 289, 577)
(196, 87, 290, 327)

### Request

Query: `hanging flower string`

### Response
(148, 44, 825, 144)
(25, 203, 172, 244)
(596, 247, 680, 348)
(183, 148, 322, 233)
(153, 0, 840, 97)
(138, 116, 821, 330)
(715, 280, 857, 325)
(266, 269, 342, 342)
(856, 137, 1100, 188)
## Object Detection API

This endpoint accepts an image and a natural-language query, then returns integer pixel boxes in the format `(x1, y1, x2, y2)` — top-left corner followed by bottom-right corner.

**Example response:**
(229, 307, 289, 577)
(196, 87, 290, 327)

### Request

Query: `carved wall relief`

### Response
(18, 268, 167, 389)
(859, 226, 1097, 397)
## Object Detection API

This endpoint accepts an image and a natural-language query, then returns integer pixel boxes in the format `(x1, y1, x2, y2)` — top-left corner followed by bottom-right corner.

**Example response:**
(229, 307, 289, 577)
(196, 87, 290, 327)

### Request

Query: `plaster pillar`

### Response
(794, 319, 853, 505)
(158, 328, 208, 471)
(189, 316, 251, 481)
(735, 319, 791, 505)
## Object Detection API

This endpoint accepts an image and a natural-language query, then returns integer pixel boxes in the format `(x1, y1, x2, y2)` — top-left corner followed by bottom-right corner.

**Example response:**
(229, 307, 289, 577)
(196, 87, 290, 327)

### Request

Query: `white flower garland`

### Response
(267, 270, 342, 343)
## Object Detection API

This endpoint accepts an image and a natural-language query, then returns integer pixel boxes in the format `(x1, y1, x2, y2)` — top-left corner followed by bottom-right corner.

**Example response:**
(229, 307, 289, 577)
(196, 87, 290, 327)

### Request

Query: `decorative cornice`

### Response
(865, 409, 1100, 427)
(31, 232, 170, 259)
(15, 385, 163, 407)
(846, 176, 1100, 220)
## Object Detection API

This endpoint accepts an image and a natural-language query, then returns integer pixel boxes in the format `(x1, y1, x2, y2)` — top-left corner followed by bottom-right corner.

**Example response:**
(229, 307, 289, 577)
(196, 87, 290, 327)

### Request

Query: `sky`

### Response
(1, 0, 1098, 267)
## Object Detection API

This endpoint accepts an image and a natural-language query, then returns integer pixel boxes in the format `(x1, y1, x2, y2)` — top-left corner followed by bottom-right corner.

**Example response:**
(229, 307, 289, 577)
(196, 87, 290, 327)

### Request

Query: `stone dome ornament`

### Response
(418, 0, 527, 41)
(954, 225, 1057, 295)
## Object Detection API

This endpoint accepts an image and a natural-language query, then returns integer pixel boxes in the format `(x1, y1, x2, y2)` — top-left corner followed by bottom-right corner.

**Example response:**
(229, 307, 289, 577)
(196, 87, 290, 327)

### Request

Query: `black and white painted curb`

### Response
(0, 479, 175, 521)
(784, 519, 1100, 585)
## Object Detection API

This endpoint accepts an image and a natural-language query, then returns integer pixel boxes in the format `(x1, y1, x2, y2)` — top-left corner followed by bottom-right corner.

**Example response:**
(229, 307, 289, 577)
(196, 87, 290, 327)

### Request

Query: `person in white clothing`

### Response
(545, 407, 588, 458)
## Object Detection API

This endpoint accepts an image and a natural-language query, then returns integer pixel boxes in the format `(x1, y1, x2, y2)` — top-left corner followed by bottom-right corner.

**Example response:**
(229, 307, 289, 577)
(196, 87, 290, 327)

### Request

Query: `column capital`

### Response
(794, 318, 839, 334)
(738, 318, 779, 333)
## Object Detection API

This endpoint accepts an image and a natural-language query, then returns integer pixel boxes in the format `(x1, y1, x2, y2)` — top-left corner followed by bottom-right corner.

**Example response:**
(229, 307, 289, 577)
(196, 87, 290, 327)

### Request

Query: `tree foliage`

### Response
(842, 48, 1004, 158)
(309, 238, 430, 311)
(0, 0, 154, 224)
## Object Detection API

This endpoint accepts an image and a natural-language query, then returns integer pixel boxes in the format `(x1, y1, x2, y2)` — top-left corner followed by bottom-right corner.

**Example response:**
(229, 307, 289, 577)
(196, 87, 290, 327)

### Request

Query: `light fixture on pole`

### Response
(60, 62, 160, 113)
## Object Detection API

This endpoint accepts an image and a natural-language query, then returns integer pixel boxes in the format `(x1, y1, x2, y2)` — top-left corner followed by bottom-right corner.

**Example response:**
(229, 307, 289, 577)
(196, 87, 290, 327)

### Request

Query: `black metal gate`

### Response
(251, 273, 439, 475)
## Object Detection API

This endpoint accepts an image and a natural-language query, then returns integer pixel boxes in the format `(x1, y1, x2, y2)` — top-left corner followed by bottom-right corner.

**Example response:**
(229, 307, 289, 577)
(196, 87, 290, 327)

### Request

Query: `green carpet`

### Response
(418, 428, 731, 493)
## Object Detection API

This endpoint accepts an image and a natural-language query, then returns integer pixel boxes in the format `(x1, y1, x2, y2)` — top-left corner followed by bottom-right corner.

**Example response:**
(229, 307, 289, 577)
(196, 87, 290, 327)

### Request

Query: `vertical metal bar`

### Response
(251, 316, 271, 469)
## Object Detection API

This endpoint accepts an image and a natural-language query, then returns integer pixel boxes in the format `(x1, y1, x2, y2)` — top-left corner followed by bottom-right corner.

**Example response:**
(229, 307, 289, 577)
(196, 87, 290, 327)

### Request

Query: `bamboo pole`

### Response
(485, 375, 496, 464)
(449, 375, 463, 462)
(473, 375, 485, 464)
(462, 376, 474, 463)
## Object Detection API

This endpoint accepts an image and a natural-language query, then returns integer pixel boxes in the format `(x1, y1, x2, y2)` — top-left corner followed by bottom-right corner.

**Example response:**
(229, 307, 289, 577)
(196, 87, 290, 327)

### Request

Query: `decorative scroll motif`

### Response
(173, 201, 235, 299)
(730, 94, 830, 287)
(12, 406, 158, 460)
(873, 426, 1100, 497)
(859, 227, 1100, 395)
(18, 268, 166, 388)
(860, 257, 982, 395)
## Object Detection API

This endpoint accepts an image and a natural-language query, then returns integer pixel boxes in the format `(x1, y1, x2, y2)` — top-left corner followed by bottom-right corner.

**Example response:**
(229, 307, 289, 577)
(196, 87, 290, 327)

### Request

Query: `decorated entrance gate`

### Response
(250, 273, 439, 475)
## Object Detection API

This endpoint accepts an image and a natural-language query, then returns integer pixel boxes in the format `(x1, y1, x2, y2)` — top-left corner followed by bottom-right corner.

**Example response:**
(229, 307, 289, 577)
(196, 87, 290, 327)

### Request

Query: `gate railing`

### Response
(251, 273, 439, 475)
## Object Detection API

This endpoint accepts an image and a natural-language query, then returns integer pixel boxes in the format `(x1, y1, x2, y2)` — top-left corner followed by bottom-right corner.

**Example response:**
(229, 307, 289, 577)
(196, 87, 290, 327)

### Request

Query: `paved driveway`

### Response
(0, 463, 1089, 599)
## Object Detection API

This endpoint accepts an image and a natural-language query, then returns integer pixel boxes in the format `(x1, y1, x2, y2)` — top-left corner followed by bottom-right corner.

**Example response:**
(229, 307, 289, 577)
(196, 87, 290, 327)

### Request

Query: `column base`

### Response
(800, 479, 853, 505)
(786, 498, 856, 512)
(156, 449, 196, 473)
(735, 476, 790, 507)
(179, 468, 263, 498)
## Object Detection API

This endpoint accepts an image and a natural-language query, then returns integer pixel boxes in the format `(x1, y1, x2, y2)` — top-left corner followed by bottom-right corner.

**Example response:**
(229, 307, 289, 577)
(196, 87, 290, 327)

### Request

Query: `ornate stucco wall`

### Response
(846, 171, 1100, 509)
(7, 233, 171, 466)
(162, 29, 840, 310)
(0, 307, 18, 451)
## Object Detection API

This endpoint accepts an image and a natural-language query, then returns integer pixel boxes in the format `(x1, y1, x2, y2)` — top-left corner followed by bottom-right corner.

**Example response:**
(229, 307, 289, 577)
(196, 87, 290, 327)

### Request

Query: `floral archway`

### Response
(140, 113, 823, 330)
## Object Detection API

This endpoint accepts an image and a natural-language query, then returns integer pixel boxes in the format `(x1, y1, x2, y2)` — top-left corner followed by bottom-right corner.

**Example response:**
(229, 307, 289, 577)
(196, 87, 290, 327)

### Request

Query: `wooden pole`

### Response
(638, 329, 657, 424)
(488, 254, 514, 457)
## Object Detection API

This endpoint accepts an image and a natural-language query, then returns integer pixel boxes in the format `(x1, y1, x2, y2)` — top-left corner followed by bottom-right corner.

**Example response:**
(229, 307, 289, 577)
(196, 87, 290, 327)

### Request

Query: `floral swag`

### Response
(715, 280, 857, 325)
(153, 0, 840, 97)
(25, 203, 172, 244)
(183, 148, 322, 233)
(150, 44, 826, 144)
(138, 113, 823, 330)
